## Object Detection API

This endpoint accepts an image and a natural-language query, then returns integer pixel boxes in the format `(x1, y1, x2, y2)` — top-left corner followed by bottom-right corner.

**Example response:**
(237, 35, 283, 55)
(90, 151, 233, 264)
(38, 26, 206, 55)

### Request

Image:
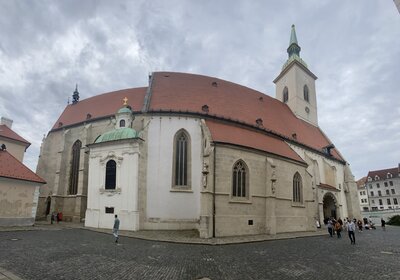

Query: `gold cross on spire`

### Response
(123, 97, 128, 105)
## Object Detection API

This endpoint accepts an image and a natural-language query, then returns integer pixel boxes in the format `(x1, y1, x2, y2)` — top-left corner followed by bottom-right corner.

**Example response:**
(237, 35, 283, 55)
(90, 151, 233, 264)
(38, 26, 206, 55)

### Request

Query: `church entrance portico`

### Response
(323, 193, 337, 220)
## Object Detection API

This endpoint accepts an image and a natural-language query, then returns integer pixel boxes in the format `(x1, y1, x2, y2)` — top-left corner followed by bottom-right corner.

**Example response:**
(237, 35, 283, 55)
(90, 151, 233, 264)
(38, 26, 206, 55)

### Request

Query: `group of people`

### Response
(325, 217, 387, 245)
(50, 212, 62, 224)
(325, 217, 357, 244)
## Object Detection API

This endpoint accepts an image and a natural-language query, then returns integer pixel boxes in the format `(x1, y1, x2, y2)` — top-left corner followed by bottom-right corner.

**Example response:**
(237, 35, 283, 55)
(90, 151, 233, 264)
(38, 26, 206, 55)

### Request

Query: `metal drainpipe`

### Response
(212, 144, 216, 238)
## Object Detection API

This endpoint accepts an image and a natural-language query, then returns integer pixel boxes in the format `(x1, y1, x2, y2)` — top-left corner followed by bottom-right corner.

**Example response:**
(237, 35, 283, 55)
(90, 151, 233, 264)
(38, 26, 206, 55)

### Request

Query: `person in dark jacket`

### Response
(113, 215, 120, 243)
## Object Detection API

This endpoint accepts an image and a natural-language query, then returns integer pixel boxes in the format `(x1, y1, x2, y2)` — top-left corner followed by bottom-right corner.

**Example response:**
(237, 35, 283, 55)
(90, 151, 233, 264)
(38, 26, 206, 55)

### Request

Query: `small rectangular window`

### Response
(379, 199, 383, 205)
(387, 199, 391, 205)
(394, 198, 398, 205)
(377, 183, 380, 188)
(105, 207, 114, 214)
(386, 190, 390, 195)
(384, 182, 388, 187)
(370, 191, 374, 196)
(248, 220, 253, 225)
(389, 181, 393, 186)
(371, 199, 375, 203)
(391, 189, 395, 194)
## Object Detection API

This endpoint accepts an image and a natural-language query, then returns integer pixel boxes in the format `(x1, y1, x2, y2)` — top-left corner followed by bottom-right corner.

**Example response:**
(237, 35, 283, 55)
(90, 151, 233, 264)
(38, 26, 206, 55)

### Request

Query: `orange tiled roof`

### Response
(0, 124, 30, 146)
(356, 176, 367, 188)
(52, 87, 147, 129)
(206, 120, 304, 164)
(51, 72, 344, 162)
(367, 167, 399, 180)
(149, 72, 343, 161)
(0, 150, 46, 184)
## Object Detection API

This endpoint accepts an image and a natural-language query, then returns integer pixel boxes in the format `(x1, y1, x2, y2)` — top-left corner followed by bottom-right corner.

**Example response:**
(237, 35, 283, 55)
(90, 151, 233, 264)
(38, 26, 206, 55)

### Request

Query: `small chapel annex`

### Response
(35, 25, 360, 238)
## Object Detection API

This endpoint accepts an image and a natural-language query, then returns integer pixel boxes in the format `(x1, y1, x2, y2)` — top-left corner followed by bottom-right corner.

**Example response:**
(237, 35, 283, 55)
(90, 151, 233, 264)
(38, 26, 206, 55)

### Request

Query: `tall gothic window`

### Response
(105, 160, 116, 190)
(303, 85, 309, 102)
(283, 87, 289, 103)
(69, 140, 81, 195)
(232, 160, 248, 198)
(119, 119, 125, 127)
(293, 172, 302, 203)
(173, 130, 191, 187)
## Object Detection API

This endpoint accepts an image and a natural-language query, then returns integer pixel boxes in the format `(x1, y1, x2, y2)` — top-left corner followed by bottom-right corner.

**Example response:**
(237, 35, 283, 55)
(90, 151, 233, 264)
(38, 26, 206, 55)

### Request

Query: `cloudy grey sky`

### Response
(0, 0, 399, 179)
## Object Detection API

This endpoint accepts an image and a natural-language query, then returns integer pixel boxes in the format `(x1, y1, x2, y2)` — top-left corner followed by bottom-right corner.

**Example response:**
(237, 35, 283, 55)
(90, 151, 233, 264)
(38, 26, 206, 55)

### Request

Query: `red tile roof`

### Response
(0, 124, 30, 146)
(356, 176, 367, 189)
(50, 72, 344, 162)
(367, 167, 399, 180)
(0, 150, 46, 184)
(52, 87, 147, 129)
(206, 120, 304, 164)
(149, 72, 343, 161)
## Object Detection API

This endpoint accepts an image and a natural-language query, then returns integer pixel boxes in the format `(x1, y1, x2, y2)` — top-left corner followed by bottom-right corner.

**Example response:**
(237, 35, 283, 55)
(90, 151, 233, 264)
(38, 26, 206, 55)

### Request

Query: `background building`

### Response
(357, 177, 369, 212)
(366, 165, 400, 211)
(0, 117, 46, 226)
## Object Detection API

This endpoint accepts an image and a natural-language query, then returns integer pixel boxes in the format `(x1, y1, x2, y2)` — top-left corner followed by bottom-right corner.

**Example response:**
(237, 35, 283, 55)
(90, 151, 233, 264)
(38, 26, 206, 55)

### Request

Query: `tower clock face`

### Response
(305, 106, 310, 113)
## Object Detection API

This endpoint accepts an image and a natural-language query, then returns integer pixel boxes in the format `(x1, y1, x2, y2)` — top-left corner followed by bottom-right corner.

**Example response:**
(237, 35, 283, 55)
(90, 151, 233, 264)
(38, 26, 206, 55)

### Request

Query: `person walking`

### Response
(327, 218, 333, 237)
(334, 220, 342, 238)
(347, 219, 356, 244)
(381, 218, 386, 231)
(113, 215, 120, 243)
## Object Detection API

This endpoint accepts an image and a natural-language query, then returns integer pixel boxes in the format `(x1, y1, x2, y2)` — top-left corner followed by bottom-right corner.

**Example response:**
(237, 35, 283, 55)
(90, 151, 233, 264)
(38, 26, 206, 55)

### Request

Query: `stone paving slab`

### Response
(0, 268, 22, 280)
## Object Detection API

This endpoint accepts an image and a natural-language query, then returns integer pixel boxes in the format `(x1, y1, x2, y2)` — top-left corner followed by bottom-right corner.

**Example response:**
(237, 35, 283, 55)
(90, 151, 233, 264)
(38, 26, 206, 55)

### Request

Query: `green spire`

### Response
(287, 24, 301, 58)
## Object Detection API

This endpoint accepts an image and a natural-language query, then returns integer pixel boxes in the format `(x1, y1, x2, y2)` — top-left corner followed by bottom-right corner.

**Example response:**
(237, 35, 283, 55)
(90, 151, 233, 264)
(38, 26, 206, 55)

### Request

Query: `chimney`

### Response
(0, 117, 13, 128)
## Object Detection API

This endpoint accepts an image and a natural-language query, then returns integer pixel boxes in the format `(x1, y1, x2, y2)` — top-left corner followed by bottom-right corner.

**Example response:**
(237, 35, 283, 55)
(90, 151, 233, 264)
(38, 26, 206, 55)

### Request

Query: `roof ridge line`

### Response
(142, 74, 155, 112)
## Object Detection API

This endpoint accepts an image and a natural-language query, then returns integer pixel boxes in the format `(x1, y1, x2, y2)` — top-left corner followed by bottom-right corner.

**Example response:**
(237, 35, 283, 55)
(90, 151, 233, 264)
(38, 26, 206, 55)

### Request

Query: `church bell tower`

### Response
(273, 25, 319, 127)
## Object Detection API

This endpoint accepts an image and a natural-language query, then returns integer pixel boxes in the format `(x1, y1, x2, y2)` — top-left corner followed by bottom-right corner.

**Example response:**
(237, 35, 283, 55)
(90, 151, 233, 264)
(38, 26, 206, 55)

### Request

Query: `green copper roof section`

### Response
(117, 106, 132, 114)
(95, 127, 138, 144)
(282, 24, 308, 71)
(289, 24, 298, 46)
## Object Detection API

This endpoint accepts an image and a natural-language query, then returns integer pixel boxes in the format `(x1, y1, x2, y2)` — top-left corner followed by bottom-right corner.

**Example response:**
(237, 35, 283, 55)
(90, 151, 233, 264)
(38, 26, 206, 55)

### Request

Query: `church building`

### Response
(36, 25, 360, 237)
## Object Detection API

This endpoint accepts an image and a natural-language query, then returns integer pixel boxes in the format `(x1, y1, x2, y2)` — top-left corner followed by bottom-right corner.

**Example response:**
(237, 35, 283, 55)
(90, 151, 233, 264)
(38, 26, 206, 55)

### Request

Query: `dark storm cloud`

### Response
(0, 0, 399, 178)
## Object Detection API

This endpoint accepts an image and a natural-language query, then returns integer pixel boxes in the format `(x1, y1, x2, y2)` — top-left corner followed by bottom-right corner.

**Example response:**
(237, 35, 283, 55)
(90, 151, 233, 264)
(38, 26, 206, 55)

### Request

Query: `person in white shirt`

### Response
(347, 219, 356, 244)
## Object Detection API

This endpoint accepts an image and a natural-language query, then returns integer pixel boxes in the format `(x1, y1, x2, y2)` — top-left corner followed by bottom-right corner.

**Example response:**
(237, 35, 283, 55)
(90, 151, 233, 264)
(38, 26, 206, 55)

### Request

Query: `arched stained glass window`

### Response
(105, 160, 116, 190)
(232, 160, 248, 197)
(69, 140, 81, 195)
(293, 172, 302, 203)
(174, 130, 190, 187)
(283, 87, 289, 103)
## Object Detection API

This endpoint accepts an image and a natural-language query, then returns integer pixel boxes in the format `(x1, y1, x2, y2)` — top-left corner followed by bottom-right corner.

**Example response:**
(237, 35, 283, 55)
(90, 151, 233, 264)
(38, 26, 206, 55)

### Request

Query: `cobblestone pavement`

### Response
(0, 226, 399, 280)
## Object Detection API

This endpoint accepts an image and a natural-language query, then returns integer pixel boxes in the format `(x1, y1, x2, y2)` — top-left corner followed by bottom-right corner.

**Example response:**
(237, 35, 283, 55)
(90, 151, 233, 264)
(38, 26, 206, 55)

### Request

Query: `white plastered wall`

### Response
(85, 141, 140, 231)
(145, 116, 202, 229)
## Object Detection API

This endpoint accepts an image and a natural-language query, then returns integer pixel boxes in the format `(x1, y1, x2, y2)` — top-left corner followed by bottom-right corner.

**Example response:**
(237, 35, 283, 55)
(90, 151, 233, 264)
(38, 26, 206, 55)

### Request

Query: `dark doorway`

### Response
(323, 194, 337, 219)
(45, 197, 51, 216)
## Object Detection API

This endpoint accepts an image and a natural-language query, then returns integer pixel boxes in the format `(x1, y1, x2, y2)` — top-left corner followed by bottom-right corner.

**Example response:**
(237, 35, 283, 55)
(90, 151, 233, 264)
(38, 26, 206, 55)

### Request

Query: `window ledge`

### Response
(100, 188, 121, 194)
(229, 199, 252, 204)
(170, 188, 193, 193)
(291, 203, 305, 208)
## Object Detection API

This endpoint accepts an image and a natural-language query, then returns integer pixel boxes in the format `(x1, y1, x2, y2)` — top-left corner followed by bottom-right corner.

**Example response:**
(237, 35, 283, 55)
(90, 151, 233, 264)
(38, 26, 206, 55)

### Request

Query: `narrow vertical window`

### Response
(119, 119, 125, 127)
(173, 130, 191, 187)
(232, 160, 248, 198)
(293, 172, 302, 203)
(69, 140, 81, 195)
(303, 85, 309, 102)
(283, 87, 289, 103)
(105, 160, 116, 189)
